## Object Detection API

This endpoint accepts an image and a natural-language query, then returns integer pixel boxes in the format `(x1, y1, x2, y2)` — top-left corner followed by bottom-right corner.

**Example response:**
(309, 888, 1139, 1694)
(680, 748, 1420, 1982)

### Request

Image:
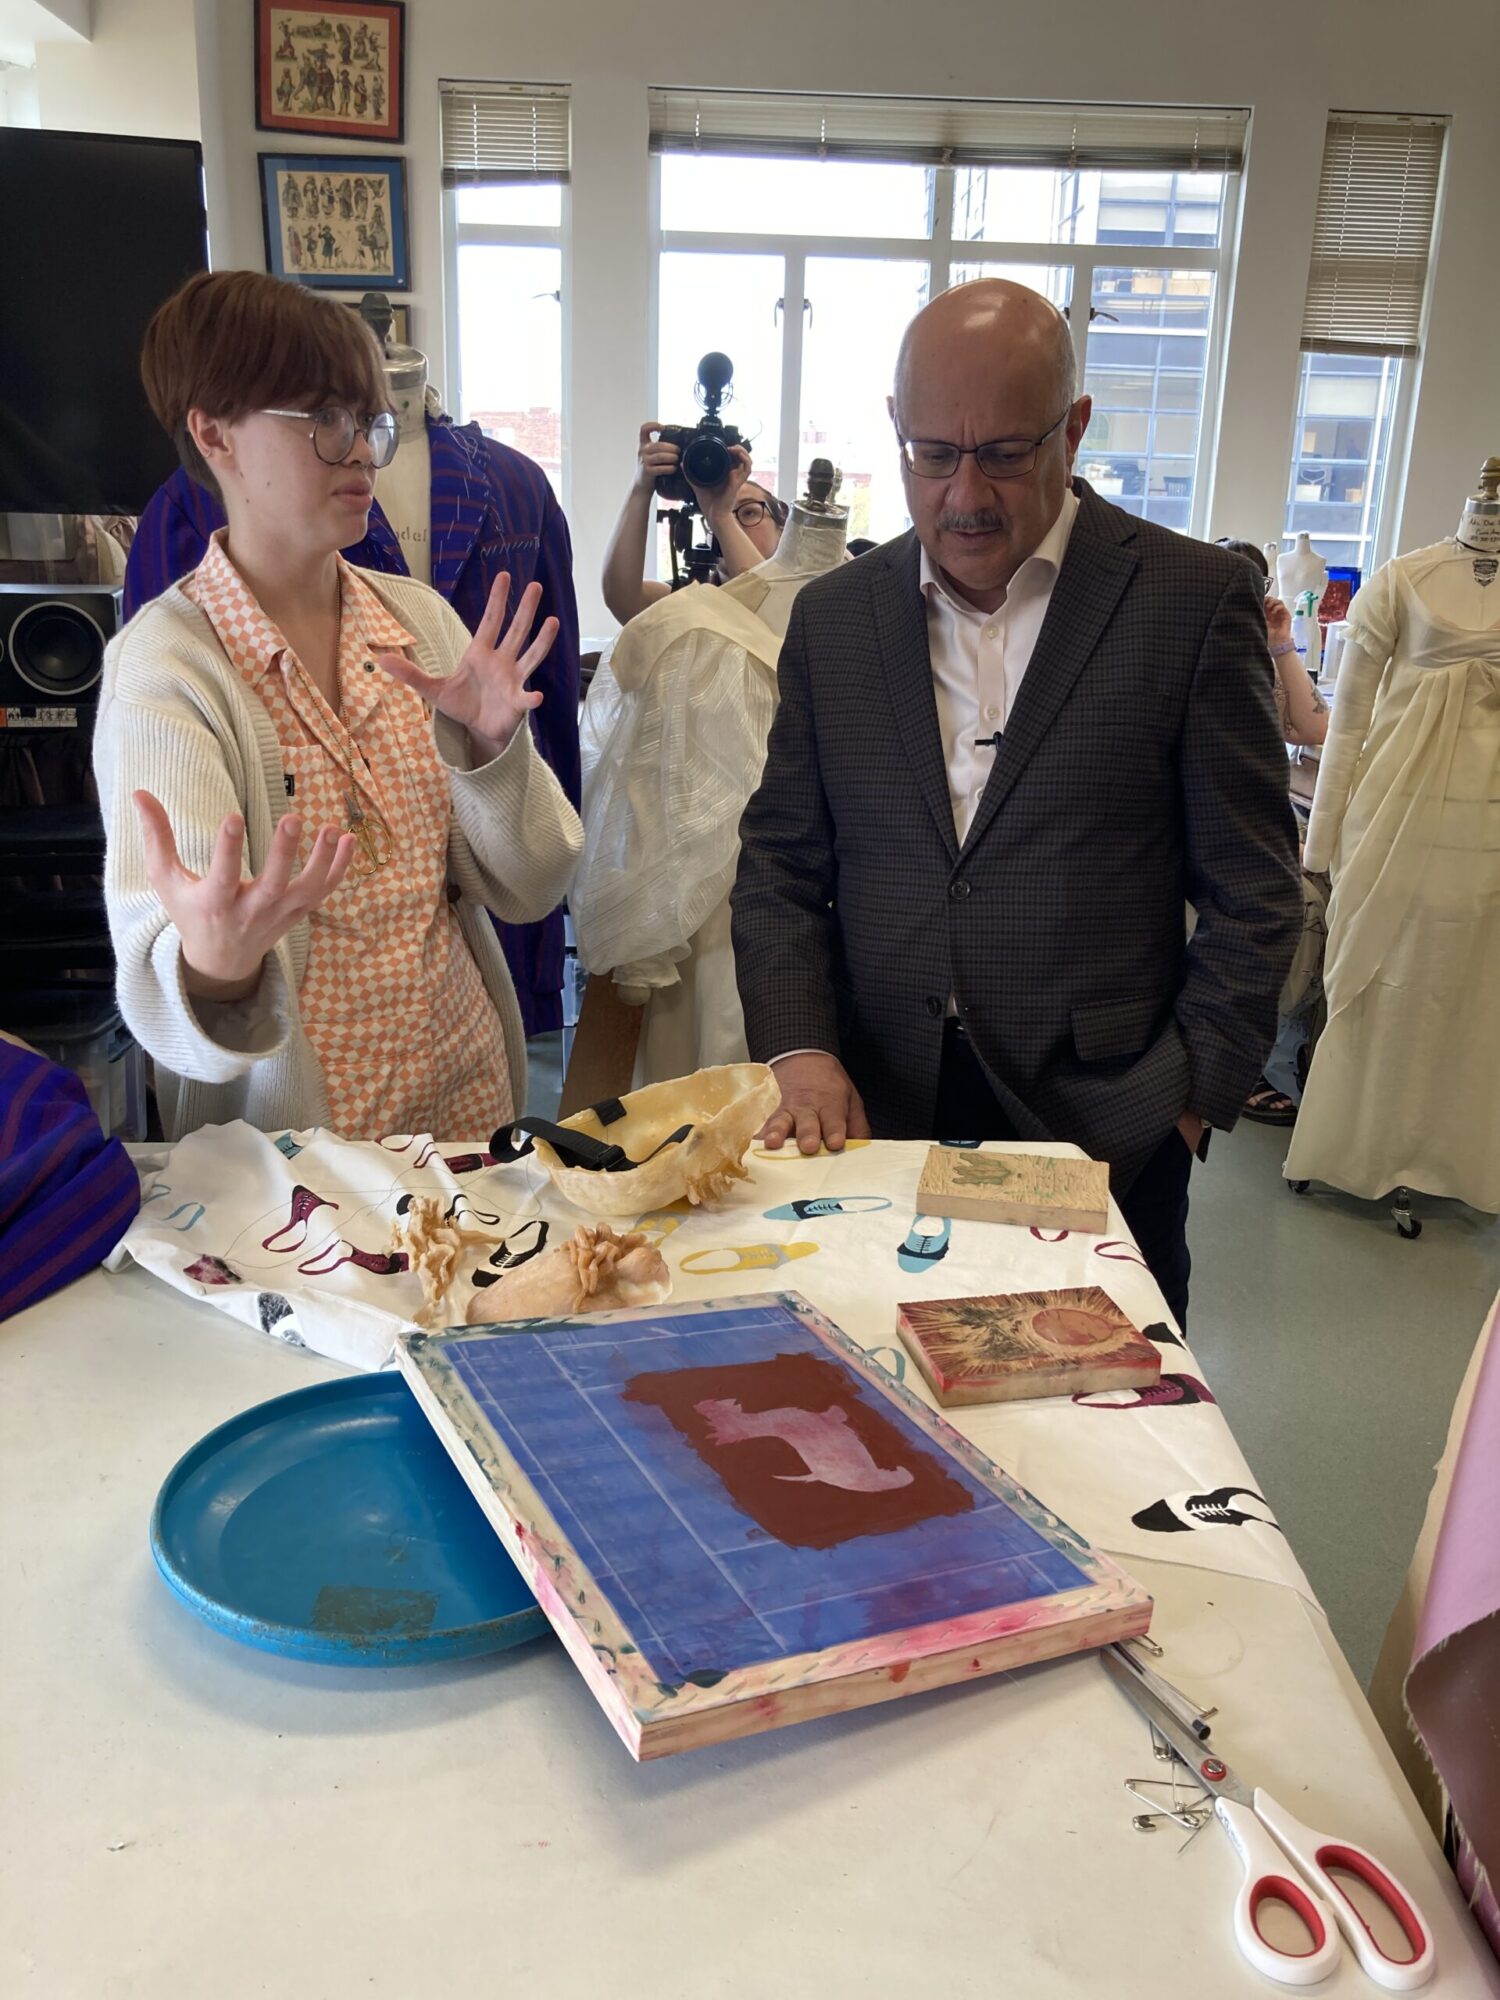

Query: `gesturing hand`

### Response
(134, 791, 356, 1003)
(378, 572, 557, 763)
(1264, 595, 1293, 650)
(759, 1052, 871, 1156)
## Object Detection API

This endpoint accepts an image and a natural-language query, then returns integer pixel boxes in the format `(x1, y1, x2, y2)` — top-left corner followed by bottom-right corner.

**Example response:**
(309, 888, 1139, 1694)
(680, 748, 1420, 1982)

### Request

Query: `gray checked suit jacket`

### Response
(729, 481, 1302, 1189)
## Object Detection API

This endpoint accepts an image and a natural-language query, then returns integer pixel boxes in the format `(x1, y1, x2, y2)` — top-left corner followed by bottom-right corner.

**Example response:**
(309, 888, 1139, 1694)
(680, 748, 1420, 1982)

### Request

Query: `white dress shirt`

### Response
(921, 486, 1079, 846)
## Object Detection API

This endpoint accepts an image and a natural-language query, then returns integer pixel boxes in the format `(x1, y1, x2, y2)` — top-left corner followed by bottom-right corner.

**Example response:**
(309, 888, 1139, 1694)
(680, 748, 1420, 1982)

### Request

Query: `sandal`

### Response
(1242, 1076, 1297, 1125)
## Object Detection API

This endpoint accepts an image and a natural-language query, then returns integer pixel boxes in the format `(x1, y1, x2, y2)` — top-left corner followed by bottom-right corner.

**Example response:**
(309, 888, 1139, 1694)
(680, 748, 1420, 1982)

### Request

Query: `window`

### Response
(1281, 114, 1446, 576)
(441, 82, 569, 496)
(649, 93, 1244, 547)
(1284, 352, 1402, 571)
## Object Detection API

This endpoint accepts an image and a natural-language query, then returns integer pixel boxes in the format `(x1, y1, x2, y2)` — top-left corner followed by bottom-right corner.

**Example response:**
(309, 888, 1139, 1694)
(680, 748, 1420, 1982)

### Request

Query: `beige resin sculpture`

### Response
(529, 1062, 780, 1217)
(465, 1224, 671, 1323)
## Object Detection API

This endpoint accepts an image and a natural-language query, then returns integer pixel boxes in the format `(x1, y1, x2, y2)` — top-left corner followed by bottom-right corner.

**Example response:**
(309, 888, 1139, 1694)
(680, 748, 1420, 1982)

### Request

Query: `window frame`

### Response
(649, 158, 1240, 543)
(1282, 346, 1416, 576)
(441, 180, 573, 508)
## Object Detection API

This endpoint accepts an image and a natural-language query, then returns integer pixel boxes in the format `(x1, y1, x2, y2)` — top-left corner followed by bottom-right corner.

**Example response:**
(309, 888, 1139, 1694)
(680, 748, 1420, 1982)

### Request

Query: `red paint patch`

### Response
(622, 1352, 974, 1550)
(888, 1660, 912, 1683)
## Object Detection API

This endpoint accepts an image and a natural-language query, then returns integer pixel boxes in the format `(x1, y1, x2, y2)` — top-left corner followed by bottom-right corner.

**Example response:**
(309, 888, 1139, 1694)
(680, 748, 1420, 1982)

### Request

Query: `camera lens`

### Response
(681, 432, 732, 490)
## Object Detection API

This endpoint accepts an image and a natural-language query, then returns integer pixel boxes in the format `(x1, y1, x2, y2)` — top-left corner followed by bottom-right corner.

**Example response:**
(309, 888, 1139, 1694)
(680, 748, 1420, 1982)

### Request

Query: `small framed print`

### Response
(260, 153, 410, 291)
(340, 298, 410, 345)
(256, 2, 405, 145)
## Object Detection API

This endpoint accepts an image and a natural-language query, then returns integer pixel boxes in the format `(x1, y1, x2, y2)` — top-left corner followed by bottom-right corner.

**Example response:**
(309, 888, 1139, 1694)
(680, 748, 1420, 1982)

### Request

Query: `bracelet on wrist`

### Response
(1269, 640, 1298, 658)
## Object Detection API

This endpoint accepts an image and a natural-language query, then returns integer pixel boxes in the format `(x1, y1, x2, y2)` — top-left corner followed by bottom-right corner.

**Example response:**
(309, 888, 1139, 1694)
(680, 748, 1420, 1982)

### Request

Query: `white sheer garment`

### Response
(573, 583, 781, 1078)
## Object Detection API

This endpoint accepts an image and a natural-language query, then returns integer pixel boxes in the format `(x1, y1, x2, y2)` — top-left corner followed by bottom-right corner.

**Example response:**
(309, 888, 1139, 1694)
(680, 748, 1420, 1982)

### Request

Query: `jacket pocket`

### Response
(1072, 995, 1161, 1064)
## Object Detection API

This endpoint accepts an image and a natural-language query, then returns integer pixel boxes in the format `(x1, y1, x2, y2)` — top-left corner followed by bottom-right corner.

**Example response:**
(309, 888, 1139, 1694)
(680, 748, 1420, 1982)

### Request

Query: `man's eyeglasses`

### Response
(259, 405, 400, 469)
(898, 406, 1072, 482)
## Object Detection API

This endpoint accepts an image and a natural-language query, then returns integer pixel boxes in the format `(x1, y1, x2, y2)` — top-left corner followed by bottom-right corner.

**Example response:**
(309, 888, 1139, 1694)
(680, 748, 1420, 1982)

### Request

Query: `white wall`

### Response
(191, 0, 1500, 634)
(0, 60, 41, 123)
(35, 0, 197, 138)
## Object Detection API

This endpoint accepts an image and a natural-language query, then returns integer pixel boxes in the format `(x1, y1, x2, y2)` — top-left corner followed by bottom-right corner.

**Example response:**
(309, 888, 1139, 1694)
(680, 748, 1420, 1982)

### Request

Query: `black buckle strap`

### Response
(489, 1105, 693, 1174)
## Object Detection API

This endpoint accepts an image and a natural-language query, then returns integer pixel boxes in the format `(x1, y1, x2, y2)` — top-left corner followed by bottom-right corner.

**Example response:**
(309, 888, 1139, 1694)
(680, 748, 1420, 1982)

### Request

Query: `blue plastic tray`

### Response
(150, 1372, 550, 1665)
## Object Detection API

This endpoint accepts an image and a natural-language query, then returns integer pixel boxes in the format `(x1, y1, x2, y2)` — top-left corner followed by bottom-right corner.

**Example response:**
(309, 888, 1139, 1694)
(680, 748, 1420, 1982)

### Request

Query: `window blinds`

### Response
(440, 82, 571, 187)
(1300, 116, 1446, 357)
(647, 91, 1248, 173)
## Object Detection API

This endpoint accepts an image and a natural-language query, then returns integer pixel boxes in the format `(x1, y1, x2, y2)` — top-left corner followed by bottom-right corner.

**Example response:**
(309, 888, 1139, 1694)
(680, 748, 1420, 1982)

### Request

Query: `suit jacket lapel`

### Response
(875, 533, 959, 862)
(962, 485, 1138, 855)
(428, 419, 490, 603)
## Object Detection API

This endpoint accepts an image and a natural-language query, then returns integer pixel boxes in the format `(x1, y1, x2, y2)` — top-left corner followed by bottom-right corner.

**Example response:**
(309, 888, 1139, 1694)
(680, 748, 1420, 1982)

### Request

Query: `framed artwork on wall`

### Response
(340, 298, 410, 345)
(255, 2, 405, 146)
(260, 153, 410, 291)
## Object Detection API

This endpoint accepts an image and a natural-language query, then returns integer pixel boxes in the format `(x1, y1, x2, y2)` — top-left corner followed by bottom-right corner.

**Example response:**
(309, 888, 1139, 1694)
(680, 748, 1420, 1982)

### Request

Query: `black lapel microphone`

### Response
(972, 732, 1003, 751)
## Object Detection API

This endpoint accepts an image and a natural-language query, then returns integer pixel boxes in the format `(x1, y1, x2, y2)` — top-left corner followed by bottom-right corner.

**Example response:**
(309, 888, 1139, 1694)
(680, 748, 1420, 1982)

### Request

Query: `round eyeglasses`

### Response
(259, 405, 400, 469)
(733, 500, 775, 527)
(899, 407, 1072, 482)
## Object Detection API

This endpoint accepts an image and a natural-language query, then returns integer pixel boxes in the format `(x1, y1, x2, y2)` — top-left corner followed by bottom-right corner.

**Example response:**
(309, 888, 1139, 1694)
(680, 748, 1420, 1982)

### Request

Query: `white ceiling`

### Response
(0, 0, 92, 68)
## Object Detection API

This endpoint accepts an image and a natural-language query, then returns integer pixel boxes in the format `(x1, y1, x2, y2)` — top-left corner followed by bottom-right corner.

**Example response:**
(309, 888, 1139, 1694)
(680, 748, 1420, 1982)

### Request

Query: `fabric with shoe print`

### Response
(112, 1130, 1310, 1601)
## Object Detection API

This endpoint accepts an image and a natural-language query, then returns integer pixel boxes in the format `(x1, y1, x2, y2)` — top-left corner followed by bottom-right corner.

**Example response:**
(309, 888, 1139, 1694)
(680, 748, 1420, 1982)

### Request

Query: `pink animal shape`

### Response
(694, 1398, 914, 1493)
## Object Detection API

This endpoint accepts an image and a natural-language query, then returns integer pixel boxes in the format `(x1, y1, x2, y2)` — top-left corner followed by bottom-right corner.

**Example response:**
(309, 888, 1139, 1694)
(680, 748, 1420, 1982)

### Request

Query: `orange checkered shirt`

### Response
(181, 531, 511, 1138)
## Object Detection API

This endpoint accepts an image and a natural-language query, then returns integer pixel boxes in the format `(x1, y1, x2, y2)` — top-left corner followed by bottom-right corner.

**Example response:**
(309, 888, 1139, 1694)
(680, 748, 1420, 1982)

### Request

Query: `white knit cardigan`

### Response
(93, 568, 583, 1139)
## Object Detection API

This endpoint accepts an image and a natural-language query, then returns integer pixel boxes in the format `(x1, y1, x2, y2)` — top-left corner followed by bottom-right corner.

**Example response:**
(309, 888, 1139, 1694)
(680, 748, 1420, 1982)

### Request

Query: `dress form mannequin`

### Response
(1277, 531, 1328, 610)
(370, 334, 432, 587)
(723, 459, 850, 640)
(1453, 455, 1500, 580)
(1287, 456, 1500, 1214)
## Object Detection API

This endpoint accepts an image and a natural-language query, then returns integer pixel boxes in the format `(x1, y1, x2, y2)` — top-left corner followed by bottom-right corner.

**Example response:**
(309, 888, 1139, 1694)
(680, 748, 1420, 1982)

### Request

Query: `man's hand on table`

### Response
(761, 1052, 871, 1155)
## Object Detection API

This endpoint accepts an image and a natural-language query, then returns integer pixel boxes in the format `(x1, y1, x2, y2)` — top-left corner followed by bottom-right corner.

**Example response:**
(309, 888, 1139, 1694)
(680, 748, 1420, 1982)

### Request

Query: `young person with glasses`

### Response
(95, 271, 581, 1141)
(600, 420, 788, 625)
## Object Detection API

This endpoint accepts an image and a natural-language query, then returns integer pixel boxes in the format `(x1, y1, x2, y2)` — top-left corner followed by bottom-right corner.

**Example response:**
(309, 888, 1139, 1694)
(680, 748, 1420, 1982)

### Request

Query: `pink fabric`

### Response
(1406, 1290, 1500, 1961)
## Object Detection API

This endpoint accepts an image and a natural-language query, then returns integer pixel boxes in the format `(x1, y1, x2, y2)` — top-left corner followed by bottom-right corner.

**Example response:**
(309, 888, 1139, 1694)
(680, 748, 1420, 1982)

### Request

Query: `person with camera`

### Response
(601, 421, 787, 625)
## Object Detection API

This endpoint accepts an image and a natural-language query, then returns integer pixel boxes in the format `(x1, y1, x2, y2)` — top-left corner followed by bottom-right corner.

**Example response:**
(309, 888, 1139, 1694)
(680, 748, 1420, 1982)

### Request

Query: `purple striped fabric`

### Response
(123, 417, 582, 1035)
(0, 1042, 141, 1323)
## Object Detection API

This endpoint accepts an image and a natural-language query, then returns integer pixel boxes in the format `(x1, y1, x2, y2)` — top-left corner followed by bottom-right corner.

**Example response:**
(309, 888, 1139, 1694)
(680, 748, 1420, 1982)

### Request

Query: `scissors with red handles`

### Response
(1102, 1647, 1435, 1989)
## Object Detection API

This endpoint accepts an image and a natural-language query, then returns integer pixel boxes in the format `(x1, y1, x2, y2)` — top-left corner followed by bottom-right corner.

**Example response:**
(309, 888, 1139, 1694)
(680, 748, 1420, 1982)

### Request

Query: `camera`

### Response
(654, 352, 744, 503)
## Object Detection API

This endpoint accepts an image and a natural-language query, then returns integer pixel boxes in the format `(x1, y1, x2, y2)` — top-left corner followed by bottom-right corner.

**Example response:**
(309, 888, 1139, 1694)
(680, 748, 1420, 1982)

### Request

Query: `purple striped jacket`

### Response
(123, 417, 581, 1035)
(0, 1042, 141, 1323)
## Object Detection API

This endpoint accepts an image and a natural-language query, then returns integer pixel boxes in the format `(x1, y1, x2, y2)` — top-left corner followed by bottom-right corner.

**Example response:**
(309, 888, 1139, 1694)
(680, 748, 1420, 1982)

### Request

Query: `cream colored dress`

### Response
(1285, 550, 1500, 1208)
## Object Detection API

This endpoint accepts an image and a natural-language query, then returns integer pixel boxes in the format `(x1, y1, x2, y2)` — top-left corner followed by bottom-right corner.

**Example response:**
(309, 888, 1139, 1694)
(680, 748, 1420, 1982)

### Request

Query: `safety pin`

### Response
(1124, 1779, 1212, 1835)
(1128, 1633, 1165, 1658)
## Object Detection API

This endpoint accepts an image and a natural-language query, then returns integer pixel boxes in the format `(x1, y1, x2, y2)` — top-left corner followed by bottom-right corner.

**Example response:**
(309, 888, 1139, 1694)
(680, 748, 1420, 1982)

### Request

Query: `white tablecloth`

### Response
(3, 1262, 1495, 1997)
(114, 1126, 1309, 1601)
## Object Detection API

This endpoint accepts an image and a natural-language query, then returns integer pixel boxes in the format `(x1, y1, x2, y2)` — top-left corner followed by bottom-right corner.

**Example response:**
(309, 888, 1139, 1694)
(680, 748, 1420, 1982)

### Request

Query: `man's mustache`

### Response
(938, 509, 1007, 533)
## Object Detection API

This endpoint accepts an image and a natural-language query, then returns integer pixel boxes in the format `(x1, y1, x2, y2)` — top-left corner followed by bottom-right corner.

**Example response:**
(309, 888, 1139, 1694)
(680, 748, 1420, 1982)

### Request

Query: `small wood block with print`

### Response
(897, 1286, 1162, 1407)
(916, 1145, 1110, 1233)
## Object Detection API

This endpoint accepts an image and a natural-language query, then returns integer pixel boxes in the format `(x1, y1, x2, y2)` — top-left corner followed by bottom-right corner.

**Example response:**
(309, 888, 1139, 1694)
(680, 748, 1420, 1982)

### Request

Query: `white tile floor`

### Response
(524, 1031, 1500, 1688)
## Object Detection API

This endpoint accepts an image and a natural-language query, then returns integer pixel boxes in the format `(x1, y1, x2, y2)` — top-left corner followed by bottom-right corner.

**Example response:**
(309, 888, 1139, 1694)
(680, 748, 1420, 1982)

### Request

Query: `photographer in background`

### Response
(601, 420, 787, 625)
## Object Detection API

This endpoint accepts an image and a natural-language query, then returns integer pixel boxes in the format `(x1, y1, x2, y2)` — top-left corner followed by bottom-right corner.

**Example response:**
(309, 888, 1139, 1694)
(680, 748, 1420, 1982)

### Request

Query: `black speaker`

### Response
(0, 583, 122, 726)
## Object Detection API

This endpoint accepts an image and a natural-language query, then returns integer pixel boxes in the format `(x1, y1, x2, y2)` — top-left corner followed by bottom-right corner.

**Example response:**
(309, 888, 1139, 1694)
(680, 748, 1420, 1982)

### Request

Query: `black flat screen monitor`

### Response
(0, 128, 208, 514)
